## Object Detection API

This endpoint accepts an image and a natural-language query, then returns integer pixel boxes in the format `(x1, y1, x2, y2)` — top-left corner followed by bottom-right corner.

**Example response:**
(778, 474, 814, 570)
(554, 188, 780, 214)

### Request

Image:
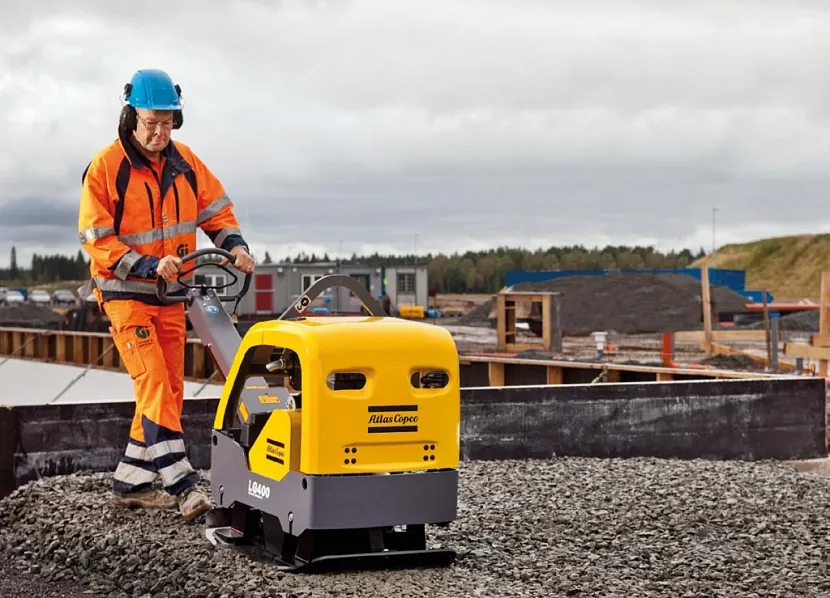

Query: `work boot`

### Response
(110, 488, 177, 510)
(178, 486, 212, 522)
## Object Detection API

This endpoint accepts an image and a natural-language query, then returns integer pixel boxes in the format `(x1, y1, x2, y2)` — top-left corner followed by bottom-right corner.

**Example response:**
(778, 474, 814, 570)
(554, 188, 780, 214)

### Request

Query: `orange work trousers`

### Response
(104, 299, 199, 496)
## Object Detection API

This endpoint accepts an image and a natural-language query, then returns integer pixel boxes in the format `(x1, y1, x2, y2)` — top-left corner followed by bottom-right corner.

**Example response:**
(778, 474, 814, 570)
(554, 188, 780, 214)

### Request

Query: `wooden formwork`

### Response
(0, 326, 798, 389)
(467, 353, 782, 389)
(0, 327, 221, 382)
(783, 272, 830, 376)
(496, 291, 563, 353)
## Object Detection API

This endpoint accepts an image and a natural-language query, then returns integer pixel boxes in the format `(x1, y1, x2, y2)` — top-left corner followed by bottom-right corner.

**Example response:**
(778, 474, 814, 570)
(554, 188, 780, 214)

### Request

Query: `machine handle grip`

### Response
(156, 248, 252, 305)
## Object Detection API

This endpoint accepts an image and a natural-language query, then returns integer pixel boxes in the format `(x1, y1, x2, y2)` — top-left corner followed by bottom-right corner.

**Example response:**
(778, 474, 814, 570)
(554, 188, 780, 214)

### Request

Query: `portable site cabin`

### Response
(193, 261, 429, 317)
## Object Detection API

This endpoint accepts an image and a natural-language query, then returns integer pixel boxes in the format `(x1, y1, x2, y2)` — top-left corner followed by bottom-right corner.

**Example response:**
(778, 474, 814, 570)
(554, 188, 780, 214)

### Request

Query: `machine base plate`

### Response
(206, 525, 456, 573)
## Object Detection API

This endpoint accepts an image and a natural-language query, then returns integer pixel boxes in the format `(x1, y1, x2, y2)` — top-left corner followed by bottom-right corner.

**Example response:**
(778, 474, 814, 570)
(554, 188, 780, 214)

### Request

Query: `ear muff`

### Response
(119, 82, 184, 132)
(119, 83, 137, 132)
(172, 84, 183, 129)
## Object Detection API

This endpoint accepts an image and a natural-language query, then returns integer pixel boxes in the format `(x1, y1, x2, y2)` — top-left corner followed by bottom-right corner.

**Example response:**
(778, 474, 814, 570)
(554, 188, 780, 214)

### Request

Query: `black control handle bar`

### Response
(277, 274, 388, 320)
(156, 247, 252, 305)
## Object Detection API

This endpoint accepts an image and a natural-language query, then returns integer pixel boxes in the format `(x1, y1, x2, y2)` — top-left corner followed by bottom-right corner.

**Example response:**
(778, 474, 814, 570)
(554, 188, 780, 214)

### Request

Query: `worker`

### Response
(77, 69, 256, 521)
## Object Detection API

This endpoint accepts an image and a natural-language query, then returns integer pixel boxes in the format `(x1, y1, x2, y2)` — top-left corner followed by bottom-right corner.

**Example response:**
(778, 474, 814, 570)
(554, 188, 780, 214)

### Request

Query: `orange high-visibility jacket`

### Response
(78, 130, 248, 305)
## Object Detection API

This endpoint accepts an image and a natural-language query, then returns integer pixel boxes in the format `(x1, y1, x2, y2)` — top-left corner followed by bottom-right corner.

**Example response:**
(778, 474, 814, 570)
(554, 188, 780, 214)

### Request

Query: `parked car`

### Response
(3, 290, 24, 306)
(52, 289, 77, 306)
(29, 289, 52, 306)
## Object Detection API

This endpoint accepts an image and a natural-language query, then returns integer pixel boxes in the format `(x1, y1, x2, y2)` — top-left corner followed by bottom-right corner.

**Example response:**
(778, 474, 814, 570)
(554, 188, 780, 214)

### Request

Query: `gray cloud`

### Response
(1, 0, 829, 269)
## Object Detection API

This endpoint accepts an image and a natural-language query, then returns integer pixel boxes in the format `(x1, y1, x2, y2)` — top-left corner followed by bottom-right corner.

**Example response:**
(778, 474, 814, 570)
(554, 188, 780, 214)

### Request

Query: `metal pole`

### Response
(770, 315, 779, 373)
(763, 290, 771, 363)
(192, 369, 219, 397)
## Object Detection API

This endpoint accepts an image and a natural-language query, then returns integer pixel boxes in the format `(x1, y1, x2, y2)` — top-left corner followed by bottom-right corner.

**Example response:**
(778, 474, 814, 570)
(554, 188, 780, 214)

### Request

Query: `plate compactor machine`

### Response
(157, 248, 461, 573)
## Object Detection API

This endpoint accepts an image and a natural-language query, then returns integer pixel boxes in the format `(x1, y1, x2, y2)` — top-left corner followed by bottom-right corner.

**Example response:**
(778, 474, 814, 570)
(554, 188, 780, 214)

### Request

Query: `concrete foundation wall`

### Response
(0, 401, 219, 498)
(0, 376, 824, 498)
(461, 377, 826, 461)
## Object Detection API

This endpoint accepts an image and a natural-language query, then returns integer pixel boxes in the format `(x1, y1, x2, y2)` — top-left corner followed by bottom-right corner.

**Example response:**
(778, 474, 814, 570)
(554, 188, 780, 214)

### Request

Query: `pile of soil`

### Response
(455, 300, 494, 326)
(0, 305, 62, 330)
(700, 353, 762, 371)
(461, 272, 750, 335)
(744, 310, 819, 332)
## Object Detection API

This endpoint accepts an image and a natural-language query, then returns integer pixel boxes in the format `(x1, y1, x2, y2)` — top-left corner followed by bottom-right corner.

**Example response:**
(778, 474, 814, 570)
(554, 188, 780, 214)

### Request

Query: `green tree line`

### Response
(275, 245, 707, 294)
(0, 246, 90, 283)
(1, 243, 706, 293)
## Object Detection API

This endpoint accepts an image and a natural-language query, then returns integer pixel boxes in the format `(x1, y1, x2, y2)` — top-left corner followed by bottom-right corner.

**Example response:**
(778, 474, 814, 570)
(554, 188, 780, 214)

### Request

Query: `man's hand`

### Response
(223, 246, 255, 274)
(157, 255, 183, 281)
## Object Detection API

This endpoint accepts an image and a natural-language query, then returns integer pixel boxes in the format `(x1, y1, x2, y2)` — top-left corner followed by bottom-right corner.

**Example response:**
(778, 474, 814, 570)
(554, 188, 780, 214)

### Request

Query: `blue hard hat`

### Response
(125, 69, 182, 110)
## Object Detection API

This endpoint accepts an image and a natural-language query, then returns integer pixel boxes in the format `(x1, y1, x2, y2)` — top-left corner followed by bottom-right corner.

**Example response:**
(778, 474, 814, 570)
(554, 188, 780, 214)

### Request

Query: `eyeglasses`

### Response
(136, 114, 174, 131)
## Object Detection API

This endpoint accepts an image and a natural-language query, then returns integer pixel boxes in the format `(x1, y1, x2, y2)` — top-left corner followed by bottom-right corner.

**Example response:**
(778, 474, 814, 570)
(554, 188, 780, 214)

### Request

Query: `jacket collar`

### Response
(117, 127, 192, 175)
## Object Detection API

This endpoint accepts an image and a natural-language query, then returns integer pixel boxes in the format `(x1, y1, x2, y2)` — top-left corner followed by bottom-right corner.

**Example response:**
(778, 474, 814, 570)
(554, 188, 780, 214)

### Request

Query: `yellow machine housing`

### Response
(214, 315, 460, 479)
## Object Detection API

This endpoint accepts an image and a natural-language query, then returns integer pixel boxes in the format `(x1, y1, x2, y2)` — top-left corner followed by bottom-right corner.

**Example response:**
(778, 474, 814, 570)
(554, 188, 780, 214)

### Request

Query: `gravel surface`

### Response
(0, 557, 90, 597)
(1, 458, 829, 597)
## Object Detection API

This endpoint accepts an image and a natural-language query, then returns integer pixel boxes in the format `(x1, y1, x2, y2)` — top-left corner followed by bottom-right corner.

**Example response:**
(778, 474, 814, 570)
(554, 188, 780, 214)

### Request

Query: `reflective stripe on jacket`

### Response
(78, 129, 248, 305)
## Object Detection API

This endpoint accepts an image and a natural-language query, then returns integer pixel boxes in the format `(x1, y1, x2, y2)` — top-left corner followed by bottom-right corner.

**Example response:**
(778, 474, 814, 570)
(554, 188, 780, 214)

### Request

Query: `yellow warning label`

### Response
(258, 395, 281, 404)
(239, 401, 250, 422)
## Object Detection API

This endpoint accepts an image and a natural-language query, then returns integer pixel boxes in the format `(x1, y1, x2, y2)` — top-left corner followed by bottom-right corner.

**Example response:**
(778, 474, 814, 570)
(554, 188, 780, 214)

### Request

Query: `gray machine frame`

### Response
(157, 248, 459, 573)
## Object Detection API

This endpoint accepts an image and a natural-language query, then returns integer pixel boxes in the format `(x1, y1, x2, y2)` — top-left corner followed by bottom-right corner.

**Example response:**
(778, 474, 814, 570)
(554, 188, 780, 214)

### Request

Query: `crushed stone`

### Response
(1, 458, 829, 597)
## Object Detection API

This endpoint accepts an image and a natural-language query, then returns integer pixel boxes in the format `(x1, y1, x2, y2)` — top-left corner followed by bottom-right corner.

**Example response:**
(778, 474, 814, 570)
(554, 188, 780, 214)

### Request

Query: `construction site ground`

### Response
(437, 319, 779, 372)
(3, 280, 830, 597)
(430, 273, 825, 374)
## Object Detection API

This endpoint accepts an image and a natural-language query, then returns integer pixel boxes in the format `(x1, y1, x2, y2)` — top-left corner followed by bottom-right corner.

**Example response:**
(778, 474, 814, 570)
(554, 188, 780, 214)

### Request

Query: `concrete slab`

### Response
(0, 358, 223, 406)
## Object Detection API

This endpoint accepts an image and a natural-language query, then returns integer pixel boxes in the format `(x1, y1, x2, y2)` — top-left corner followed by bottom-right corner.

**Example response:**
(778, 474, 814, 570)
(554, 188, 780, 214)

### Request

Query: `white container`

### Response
(592, 331, 608, 351)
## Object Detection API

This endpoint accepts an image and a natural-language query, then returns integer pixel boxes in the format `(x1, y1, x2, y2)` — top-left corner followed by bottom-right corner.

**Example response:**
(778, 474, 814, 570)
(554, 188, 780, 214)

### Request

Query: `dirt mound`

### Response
(455, 300, 494, 326)
(700, 353, 762, 371)
(504, 272, 750, 335)
(0, 305, 62, 329)
(743, 310, 819, 332)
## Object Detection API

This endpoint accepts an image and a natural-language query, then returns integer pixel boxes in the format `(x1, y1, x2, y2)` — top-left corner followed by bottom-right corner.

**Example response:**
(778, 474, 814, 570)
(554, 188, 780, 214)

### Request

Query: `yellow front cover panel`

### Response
(262, 317, 460, 476)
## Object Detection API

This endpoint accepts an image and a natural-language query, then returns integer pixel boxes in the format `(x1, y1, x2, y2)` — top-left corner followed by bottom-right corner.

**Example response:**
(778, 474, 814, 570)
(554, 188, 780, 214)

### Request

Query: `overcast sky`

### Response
(1, 0, 828, 269)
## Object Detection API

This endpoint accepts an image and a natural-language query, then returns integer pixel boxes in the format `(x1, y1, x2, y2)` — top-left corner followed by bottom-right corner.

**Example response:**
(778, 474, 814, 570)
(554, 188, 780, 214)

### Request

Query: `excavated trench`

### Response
(1, 457, 830, 598)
